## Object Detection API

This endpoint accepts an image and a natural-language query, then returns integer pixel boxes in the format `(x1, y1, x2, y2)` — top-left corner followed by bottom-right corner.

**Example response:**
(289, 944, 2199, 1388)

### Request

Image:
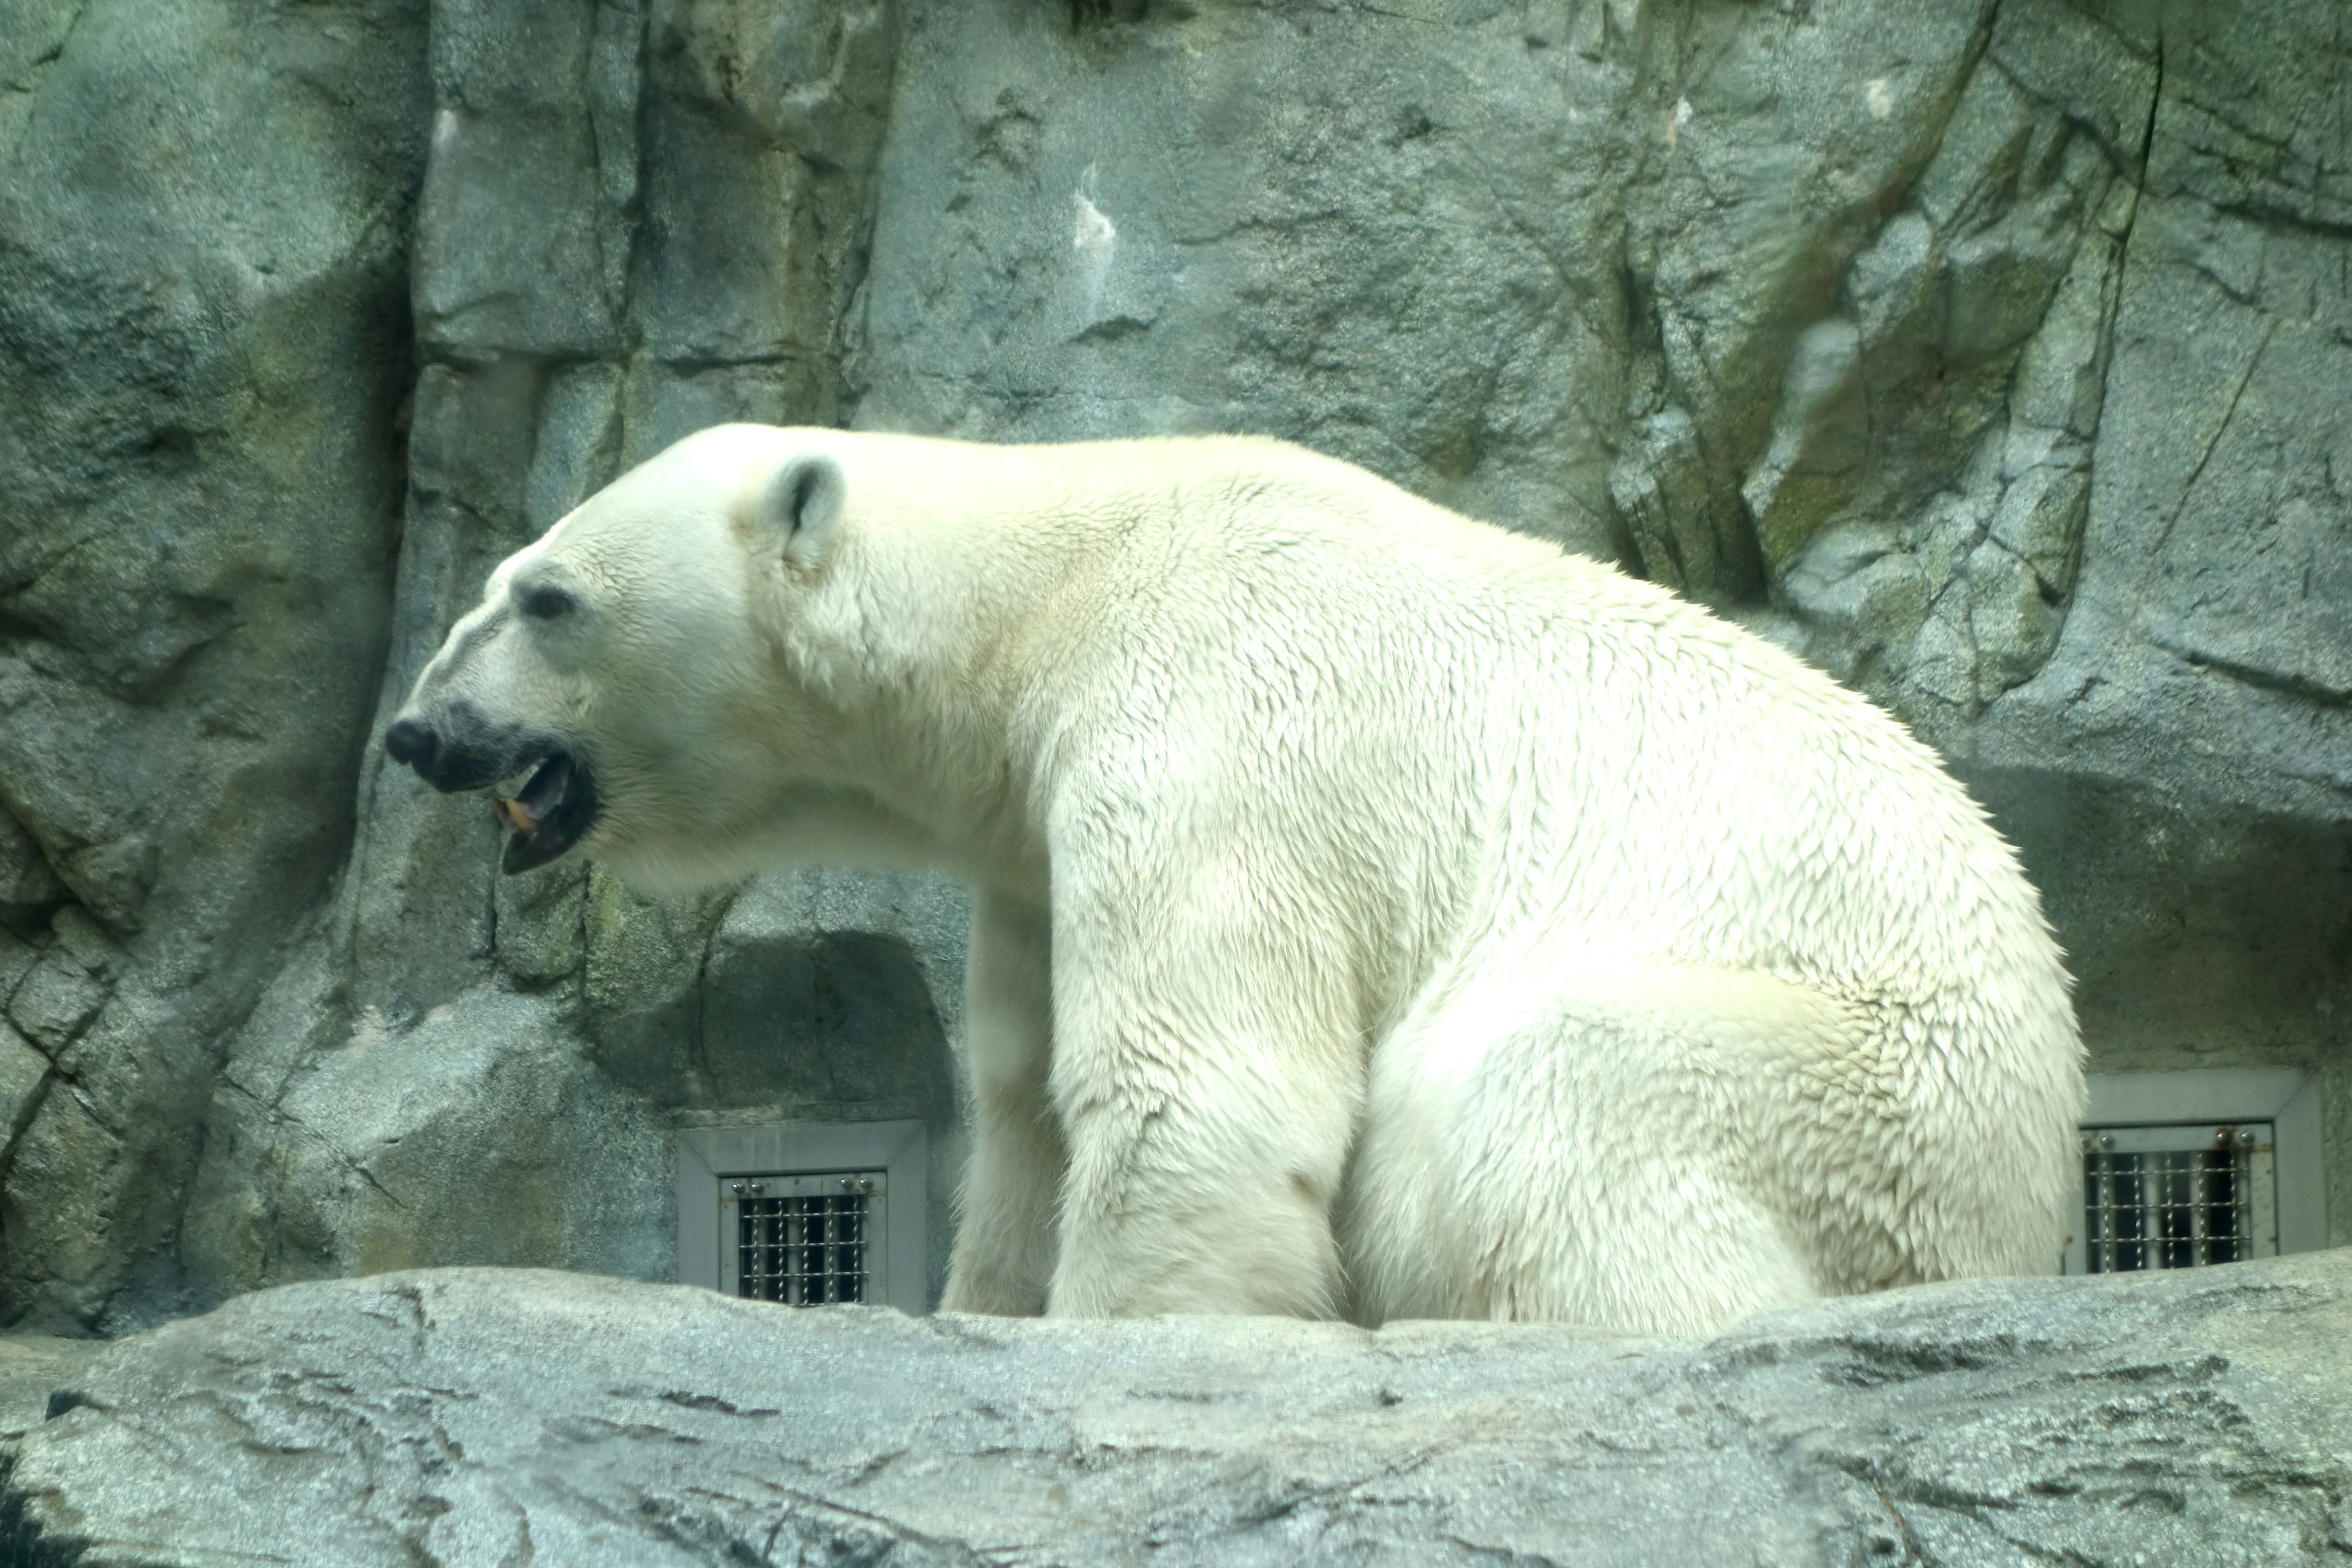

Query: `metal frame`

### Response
(677, 1120, 929, 1313)
(2060, 1068, 2325, 1274)
(2071, 1121, 2276, 1276)
(723, 1170, 887, 1305)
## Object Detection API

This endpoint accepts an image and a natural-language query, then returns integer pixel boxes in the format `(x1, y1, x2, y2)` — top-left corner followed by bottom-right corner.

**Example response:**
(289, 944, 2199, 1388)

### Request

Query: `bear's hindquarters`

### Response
(1340, 962, 2067, 1335)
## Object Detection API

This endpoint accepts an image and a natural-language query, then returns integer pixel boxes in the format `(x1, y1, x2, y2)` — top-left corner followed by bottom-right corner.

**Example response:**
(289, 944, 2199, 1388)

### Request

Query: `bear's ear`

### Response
(754, 451, 847, 568)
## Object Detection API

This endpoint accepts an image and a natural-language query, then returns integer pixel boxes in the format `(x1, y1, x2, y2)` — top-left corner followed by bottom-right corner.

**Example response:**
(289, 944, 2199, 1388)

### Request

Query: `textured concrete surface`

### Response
(0, 0, 2345, 1331)
(0, 1338, 97, 1441)
(4, 1252, 2350, 1566)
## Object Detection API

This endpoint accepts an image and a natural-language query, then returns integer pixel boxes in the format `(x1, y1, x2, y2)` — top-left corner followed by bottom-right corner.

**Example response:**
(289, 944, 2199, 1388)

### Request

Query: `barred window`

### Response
(722, 1173, 883, 1305)
(2078, 1123, 2277, 1274)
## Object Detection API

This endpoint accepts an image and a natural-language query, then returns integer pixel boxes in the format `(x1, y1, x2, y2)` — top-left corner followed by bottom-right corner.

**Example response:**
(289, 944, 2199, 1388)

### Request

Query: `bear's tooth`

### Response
(494, 796, 539, 832)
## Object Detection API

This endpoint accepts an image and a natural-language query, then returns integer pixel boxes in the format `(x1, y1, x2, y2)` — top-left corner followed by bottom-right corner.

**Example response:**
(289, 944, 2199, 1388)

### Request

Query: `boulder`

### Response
(4, 1253, 2349, 1566)
(0, 1338, 97, 1442)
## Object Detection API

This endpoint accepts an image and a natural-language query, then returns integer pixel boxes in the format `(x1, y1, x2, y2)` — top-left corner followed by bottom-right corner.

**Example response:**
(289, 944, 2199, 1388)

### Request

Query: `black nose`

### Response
(384, 717, 437, 769)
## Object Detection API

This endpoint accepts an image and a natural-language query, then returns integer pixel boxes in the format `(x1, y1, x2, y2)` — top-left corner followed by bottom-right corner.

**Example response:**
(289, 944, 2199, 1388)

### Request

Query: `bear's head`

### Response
(384, 424, 865, 886)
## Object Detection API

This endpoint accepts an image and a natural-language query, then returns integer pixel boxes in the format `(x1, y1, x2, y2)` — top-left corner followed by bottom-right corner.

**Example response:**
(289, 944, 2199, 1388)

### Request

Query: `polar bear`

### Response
(385, 424, 2082, 1334)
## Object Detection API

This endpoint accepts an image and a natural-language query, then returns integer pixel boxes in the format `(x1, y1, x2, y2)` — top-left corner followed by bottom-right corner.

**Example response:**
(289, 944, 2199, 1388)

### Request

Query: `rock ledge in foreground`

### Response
(4, 1254, 2349, 1567)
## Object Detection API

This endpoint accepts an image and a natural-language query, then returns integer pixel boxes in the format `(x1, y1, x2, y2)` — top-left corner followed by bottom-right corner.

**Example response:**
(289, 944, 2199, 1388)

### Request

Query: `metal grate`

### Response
(726, 1172, 883, 1305)
(2080, 1123, 2276, 1273)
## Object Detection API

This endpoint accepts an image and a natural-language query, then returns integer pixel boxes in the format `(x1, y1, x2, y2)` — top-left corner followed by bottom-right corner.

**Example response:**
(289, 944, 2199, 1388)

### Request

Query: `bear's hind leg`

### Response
(1349, 965, 1851, 1335)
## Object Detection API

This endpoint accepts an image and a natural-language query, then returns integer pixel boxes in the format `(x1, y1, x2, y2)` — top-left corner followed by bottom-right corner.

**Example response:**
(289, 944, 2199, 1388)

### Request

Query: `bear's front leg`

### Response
(940, 890, 1064, 1315)
(1044, 853, 1362, 1319)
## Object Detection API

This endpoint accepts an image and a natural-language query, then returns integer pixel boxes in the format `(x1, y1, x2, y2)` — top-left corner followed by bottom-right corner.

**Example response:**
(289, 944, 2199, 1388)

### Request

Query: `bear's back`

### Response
(1036, 434, 2063, 1017)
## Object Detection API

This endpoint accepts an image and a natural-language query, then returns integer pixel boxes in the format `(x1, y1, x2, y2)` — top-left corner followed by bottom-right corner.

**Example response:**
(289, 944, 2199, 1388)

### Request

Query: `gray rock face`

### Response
(0, 0, 431, 1330)
(6, 1253, 2350, 1566)
(0, 1337, 97, 1441)
(0, 0, 2345, 1331)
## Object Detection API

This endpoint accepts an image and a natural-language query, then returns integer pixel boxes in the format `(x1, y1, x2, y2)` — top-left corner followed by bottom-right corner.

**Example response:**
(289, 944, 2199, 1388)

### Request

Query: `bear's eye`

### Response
(519, 584, 576, 622)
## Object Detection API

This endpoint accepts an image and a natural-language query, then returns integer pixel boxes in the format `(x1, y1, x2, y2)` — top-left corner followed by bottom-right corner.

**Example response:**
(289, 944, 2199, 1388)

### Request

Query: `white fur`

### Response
(405, 424, 2084, 1334)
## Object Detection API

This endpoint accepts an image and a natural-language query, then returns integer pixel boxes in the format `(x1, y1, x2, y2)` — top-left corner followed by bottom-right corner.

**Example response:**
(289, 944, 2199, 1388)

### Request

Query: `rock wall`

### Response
(0, 0, 431, 1330)
(1, 0, 2346, 1332)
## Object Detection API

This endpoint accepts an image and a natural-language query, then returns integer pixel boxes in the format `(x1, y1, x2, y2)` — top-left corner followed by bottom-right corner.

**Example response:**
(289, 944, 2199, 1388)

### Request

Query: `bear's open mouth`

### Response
(491, 751, 600, 875)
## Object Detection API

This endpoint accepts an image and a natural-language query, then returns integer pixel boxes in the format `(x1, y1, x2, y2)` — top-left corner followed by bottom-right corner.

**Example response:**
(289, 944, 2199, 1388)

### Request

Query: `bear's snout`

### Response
(383, 715, 437, 769)
(383, 701, 518, 794)
(385, 699, 602, 873)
